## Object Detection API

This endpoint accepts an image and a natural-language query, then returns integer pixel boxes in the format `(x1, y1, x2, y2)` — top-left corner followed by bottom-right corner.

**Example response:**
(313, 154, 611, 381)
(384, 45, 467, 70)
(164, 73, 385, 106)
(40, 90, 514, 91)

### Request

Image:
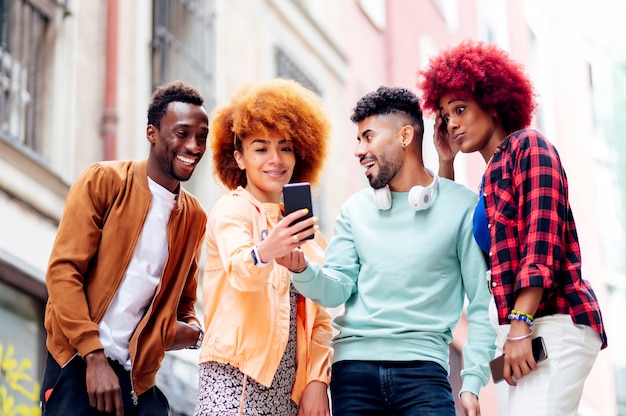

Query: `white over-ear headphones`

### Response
(373, 169, 439, 211)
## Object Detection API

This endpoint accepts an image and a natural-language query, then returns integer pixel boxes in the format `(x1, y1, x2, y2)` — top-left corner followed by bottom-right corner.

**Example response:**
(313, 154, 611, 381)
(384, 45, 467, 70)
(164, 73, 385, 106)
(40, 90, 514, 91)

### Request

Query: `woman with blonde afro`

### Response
(194, 78, 333, 416)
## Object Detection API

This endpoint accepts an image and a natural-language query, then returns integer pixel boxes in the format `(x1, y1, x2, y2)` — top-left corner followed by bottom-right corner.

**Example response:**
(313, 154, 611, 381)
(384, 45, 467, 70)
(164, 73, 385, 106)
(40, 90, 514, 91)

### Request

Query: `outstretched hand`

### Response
(275, 248, 308, 273)
(255, 209, 318, 264)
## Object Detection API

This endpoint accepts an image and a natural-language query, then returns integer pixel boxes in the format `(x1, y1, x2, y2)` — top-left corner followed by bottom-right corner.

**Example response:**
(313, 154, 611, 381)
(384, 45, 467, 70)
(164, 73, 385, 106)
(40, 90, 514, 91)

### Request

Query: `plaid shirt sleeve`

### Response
(510, 129, 563, 291)
(485, 129, 607, 349)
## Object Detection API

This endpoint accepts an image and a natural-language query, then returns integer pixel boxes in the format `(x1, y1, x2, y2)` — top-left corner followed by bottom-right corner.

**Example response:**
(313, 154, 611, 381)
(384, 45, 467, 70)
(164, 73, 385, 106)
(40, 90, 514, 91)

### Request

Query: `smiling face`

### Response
(438, 94, 505, 161)
(354, 114, 405, 190)
(147, 101, 209, 192)
(233, 133, 296, 203)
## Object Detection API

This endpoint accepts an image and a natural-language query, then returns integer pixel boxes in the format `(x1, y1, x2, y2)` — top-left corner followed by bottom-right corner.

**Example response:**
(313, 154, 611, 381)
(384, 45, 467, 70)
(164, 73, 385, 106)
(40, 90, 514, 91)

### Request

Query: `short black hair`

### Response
(350, 86, 424, 130)
(147, 81, 205, 128)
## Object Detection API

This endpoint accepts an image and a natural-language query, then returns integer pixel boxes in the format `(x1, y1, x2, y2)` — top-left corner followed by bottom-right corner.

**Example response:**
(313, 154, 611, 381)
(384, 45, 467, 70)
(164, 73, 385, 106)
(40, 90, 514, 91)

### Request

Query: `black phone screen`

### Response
(283, 182, 314, 240)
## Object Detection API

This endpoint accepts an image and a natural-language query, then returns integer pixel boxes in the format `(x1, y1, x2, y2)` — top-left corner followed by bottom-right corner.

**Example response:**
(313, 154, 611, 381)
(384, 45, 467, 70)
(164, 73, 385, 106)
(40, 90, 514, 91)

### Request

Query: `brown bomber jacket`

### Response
(44, 159, 206, 395)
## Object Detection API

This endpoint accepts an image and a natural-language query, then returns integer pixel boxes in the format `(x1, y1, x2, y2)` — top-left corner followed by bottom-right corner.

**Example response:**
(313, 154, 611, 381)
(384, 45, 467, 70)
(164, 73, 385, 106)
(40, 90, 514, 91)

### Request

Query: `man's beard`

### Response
(369, 158, 400, 189)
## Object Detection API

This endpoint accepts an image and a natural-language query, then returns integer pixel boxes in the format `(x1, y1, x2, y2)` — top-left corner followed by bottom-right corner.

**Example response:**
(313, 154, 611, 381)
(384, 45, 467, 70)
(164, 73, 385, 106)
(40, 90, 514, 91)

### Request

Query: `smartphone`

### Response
(283, 182, 314, 240)
(438, 116, 448, 133)
(489, 336, 548, 383)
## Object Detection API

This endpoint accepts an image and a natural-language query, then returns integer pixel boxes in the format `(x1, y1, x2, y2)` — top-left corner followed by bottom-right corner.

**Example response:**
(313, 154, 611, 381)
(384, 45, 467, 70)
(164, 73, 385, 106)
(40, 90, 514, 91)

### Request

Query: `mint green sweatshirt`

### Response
(292, 178, 496, 396)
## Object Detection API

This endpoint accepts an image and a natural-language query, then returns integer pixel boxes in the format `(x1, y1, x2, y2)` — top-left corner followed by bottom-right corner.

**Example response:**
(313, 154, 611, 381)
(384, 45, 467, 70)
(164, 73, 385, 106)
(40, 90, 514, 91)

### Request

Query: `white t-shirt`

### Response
(99, 177, 176, 369)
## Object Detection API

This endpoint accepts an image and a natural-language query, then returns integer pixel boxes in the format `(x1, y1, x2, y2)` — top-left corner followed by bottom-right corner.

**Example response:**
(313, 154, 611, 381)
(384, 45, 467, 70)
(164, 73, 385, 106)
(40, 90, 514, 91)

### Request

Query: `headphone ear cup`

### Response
(408, 172, 438, 211)
(373, 186, 392, 210)
(408, 185, 433, 211)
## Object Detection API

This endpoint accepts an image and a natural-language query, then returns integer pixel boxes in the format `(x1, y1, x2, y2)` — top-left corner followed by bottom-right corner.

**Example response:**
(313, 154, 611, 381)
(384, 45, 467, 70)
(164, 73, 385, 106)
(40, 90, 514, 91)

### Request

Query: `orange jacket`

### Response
(44, 159, 206, 395)
(199, 188, 332, 404)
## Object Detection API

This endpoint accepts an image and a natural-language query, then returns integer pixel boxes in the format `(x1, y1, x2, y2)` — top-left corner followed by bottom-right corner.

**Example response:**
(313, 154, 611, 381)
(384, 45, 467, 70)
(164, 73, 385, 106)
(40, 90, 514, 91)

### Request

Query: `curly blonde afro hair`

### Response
(211, 78, 331, 190)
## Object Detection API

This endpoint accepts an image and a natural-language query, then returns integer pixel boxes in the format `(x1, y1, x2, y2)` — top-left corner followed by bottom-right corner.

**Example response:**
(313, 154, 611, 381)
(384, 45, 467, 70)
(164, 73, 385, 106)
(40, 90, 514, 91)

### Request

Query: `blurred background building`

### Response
(0, 0, 623, 415)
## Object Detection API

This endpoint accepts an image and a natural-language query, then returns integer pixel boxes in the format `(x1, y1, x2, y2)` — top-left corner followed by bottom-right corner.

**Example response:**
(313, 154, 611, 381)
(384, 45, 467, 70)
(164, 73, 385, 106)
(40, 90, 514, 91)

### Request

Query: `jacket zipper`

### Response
(129, 249, 168, 406)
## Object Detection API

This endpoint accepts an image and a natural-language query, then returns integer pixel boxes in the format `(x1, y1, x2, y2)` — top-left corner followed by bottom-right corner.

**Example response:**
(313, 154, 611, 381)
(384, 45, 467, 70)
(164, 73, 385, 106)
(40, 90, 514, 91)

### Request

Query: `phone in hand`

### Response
(489, 336, 548, 383)
(282, 182, 314, 240)
(438, 116, 448, 133)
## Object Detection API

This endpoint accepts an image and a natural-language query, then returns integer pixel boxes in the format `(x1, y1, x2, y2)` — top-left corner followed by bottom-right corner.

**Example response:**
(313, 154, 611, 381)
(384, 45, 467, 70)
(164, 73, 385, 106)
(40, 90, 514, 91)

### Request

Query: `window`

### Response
(275, 47, 321, 96)
(152, 0, 214, 107)
(0, 0, 60, 154)
(275, 46, 324, 221)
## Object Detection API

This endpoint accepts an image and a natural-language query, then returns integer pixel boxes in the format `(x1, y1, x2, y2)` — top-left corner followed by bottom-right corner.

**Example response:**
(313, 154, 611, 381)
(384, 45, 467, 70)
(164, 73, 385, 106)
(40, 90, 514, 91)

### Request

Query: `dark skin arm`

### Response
(502, 287, 544, 385)
(168, 321, 203, 350)
(84, 350, 124, 416)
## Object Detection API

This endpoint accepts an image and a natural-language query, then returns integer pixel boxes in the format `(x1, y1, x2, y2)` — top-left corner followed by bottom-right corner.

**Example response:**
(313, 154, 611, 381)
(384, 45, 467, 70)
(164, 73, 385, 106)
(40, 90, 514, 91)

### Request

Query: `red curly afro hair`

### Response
(418, 39, 536, 134)
(211, 78, 331, 190)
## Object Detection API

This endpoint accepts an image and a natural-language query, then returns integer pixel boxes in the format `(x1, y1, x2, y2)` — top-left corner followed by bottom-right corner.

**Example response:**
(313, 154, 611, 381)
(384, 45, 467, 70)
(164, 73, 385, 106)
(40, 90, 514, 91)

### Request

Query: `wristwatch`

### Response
(251, 245, 270, 267)
(188, 324, 204, 350)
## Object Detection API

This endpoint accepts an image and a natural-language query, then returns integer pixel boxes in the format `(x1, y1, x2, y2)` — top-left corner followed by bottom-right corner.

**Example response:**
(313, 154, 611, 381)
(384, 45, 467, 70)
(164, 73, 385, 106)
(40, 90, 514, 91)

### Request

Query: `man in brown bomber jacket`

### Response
(41, 81, 208, 416)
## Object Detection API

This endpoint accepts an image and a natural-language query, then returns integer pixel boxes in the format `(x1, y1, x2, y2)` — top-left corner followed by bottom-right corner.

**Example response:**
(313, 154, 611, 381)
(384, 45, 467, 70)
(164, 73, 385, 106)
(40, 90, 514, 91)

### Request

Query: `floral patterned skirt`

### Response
(194, 286, 298, 415)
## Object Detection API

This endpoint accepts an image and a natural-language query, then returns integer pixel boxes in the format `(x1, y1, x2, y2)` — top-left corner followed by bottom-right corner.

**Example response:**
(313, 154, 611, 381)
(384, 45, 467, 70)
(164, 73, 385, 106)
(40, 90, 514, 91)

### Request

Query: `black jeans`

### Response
(40, 352, 170, 416)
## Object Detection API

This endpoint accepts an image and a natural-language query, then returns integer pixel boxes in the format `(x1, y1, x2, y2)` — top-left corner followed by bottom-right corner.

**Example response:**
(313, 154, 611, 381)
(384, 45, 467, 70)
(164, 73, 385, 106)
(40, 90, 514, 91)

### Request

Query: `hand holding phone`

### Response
(283, 182, 315, 240)
(490, 336, 548, 383)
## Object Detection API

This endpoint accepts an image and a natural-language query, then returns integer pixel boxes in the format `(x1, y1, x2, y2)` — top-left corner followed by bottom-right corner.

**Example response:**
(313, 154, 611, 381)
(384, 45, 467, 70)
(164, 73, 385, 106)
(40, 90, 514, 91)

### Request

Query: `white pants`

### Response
(489, 298, 602, 416)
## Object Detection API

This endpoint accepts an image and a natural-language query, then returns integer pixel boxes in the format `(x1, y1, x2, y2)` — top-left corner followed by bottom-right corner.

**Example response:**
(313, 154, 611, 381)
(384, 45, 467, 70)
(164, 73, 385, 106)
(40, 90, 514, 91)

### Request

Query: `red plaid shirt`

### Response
(484, 129, 607, 348)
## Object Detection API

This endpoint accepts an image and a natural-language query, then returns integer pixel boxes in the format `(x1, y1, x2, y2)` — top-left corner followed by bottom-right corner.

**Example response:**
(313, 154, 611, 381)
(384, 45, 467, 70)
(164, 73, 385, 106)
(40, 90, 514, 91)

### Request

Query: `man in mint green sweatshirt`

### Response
(286, 86, 496, 415)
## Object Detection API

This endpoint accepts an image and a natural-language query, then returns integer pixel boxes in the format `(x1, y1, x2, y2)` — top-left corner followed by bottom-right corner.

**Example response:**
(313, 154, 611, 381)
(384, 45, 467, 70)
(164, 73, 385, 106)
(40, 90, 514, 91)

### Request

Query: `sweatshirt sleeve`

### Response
(292, 204, 358, 307)
(457, 207, 497, 396)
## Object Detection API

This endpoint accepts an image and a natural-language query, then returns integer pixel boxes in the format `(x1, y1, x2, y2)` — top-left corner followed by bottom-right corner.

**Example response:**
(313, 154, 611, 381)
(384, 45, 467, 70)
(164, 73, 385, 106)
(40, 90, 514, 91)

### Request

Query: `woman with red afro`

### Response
(194, 78, 333, 415)
(419, 40, 607, 415)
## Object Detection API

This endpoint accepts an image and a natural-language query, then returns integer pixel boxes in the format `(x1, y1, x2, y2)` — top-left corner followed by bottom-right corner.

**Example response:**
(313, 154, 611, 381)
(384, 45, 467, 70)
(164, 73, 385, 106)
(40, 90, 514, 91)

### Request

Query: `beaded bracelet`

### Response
(511, 309, 534, 320)
(506, 328, 533, 341)
(508, 310, 534, 327)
